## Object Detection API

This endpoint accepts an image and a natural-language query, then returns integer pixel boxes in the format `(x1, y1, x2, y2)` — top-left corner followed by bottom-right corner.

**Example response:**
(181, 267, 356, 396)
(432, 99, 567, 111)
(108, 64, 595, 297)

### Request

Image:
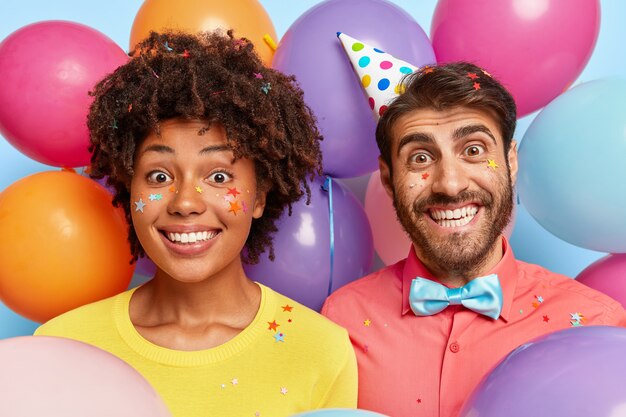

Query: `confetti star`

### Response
(267, 320, 280, 331)
(149, 193, 162, 201)
(486, 159, 499, 169)
(364, 319, 371, 327)
(227, 187, 241, 197)
(422, 172, 429, 180)
(195, 186, 203, 193)
(282, 304, 293, 312)
(280, 387, 288, 395)
(467, 72, 479, 80)
(220, 384, 226, 389)
(241, 200, 248, 213)
(417, 399, 422, 404)
(532, 302, 540, 309)
(536, 296, 544, 303)
(112, 119, 118, 129)
(363, 345, 369, 353)
(229, 200, 242, 215)
(274, 332, 285, 342)
(570, 312, 584, 322)
(543, 315, 550, 322)
(169, 186, 176, 193)
(181, 50, 190, 58)
(423, 66, 434, 74)
(223, 194, 234, 202)
(287, 319, 292, 323)
(128, 103, 133, 113)
(571, 320, 583, 327)
(482, 69, 492, 77)
(473, 82, 481, 90)
(164, 41, 173, 52)
(519, 309, 523, 314)
(255, 413, 260, 417)
(261, 82, 271, 94)
(134, 198, 146, 213)
(253, 72, 264, 79)
(231, 378, 238, 385)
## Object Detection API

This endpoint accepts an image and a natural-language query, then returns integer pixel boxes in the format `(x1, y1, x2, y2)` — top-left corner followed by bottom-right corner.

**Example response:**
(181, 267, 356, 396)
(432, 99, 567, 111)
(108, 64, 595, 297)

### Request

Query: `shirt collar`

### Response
(401, 236, 517, 322)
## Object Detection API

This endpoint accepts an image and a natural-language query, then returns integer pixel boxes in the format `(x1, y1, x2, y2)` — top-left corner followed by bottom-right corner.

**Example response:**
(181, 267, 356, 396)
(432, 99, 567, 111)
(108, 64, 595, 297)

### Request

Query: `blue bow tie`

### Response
(409, 274, 503, 320)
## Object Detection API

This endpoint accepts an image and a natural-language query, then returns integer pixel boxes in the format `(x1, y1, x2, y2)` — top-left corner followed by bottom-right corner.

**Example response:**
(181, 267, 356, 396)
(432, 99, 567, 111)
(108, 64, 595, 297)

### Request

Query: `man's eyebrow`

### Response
(453, 124, 497, 145)
(396, 132, 435, 156)
(199, 144, 231, 155)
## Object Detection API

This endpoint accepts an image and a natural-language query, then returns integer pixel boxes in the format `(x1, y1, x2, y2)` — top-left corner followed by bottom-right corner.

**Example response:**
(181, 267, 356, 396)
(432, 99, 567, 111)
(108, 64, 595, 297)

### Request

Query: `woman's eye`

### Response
(208, 171, 232, 184)
(465, 145, 485, 157)
(410, 153, 433, 164)
(147, 171, 172, 183)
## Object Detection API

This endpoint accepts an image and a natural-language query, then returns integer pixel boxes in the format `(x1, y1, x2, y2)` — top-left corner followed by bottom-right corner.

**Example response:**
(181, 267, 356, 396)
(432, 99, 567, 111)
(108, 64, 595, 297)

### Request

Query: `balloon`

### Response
(0, 336, 171, 417)
(0, 171, 134, 323)
(0, 301, 38, 340)
(460, 326, 626, 417)
(365, 171, 517, 265)
(292, 409, 388, 417)
(517, 78, 626, 253)
(0, 21, 128, 167)
(431, 0, 600, 117)
(273, 0, 435, 178)
(129, 0, 276, 66)
(245, 177, 374, 312)
(576, 254, 626, 308)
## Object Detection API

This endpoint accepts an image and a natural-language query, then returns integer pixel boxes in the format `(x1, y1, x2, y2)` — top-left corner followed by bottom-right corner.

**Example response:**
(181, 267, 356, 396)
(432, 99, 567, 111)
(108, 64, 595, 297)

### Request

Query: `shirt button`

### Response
(449, 342, 460, 353)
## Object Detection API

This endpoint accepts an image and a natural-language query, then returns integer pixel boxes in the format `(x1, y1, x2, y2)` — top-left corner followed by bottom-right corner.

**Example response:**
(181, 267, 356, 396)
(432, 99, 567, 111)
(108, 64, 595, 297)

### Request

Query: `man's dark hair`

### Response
(376, 62, 516, 168)
(87, 30, 322, 264)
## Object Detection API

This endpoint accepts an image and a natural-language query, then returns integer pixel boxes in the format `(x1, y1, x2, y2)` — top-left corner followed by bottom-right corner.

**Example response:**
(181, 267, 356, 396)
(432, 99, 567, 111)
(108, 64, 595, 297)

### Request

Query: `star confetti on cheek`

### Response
(543, 315, 550, 323)
(169, 186, 176, 193)
(134, 198, 146, 213)
(282, 304, 293, 312)
(229, 200, 242, 215)
(467, 72, 479, 80)
(195, 186, 203, 193)
(223, 194, 234, 203)
(486, 159, 499, 169)
(364, 319, 371, 327)
(267, 320, 280, 331)
(422, 172, 429, 180)
(280, 387, 288, 395)
(473, 82, 481, 90)
(148, 193, 162, 201)
(227, 187, 241, 197)
(274, 332, 285, 342)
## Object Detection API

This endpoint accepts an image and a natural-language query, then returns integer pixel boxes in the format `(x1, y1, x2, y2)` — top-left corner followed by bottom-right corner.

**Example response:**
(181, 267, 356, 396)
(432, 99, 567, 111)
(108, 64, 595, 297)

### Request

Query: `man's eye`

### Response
(465, 145, 485, 157)
(147, 171, 172, 183)
(410, 153, 433, 164)
(208, 172, 232, 184)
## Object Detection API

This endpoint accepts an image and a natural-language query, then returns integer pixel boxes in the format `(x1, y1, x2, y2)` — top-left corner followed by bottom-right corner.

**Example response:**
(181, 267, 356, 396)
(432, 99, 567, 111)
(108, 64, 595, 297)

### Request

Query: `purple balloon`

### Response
(245, 177, 373, 311)
(273, 0, 435, 178)
(460, 326, 626, 417)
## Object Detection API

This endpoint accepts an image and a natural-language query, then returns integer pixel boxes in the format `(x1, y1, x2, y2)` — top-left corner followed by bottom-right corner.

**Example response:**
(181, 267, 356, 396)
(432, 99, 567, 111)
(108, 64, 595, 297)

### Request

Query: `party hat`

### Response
(338, 32, 418, 119)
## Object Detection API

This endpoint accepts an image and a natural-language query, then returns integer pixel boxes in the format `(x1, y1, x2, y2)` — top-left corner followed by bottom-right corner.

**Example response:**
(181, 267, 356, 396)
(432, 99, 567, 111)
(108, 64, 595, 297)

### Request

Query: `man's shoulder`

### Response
(35, 290, 124, 338)
(516, 260, 626, 322)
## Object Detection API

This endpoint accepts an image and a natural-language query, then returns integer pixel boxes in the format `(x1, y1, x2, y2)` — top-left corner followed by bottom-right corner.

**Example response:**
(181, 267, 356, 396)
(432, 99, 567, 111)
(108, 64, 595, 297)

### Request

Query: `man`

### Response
(322, 62, 626, 417)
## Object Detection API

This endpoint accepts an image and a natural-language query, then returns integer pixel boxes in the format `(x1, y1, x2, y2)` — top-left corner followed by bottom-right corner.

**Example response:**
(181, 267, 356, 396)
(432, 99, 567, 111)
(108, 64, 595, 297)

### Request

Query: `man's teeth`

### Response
(430, 206, 478, 228)
(167, 231, 219, 243)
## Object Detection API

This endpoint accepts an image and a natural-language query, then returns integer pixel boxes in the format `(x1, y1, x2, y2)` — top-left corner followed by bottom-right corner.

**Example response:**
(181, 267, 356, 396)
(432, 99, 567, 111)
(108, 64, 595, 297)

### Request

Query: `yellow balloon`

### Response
(130, 0, 277, 66)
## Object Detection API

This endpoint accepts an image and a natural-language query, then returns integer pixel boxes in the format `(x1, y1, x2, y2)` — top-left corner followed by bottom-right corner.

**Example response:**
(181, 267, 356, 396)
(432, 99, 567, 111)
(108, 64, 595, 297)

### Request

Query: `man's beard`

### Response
(393, 176, 513, 279)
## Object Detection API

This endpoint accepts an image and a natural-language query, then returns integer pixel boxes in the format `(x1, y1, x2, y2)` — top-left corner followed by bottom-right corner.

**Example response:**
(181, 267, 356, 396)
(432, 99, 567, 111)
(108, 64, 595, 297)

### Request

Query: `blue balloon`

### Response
(0, 301, 38, 339)
(517, 78, 626, 253)
(292, 409, 388, 417)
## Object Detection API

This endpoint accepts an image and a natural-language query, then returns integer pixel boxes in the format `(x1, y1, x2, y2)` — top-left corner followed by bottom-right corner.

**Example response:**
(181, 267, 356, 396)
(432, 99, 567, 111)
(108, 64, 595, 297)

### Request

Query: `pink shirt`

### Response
(322, 239, 626, 417)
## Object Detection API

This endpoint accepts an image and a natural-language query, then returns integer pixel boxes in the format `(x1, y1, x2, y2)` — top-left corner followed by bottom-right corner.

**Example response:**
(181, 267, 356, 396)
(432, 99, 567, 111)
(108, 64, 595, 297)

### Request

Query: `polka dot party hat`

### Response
(338, 32, 418, 120)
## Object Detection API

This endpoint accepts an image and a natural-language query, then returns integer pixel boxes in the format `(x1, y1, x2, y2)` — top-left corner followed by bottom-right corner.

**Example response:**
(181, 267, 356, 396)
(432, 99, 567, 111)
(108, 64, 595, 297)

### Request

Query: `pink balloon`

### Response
(0, 21, 128, 167)
(576, 254, 626, 308)
(365, 171, 516, 265)
(431, 0, 600, 117)
(0, 336, 171, 417)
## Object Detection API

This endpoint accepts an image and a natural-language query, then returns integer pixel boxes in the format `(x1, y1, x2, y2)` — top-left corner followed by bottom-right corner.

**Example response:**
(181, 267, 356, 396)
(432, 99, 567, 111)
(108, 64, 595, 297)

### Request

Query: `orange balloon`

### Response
(129, 0, 277, 66)
(0, 171, 134, 323)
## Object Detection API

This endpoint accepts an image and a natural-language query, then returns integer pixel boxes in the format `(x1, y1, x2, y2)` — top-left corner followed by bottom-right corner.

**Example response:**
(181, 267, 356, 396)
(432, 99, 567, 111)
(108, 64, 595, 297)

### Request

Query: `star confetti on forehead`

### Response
(229, 200, 242, 215)
(267, 320, 280, 331)
(487, 159, 499, 169)
(134, 198, 146, 213)
(282, 304, 293, 312)
(148, 193, 162, 201)
(473, 82, 481, 90)
(195, 186, 203, 193)
(274, 332, 285, 342)
(227, 187, 241, 197)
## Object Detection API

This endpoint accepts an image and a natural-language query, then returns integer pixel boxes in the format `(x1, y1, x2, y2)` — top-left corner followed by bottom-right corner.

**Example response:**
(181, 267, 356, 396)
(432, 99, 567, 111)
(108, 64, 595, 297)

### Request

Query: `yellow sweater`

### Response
(35, 284, 357, 417)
